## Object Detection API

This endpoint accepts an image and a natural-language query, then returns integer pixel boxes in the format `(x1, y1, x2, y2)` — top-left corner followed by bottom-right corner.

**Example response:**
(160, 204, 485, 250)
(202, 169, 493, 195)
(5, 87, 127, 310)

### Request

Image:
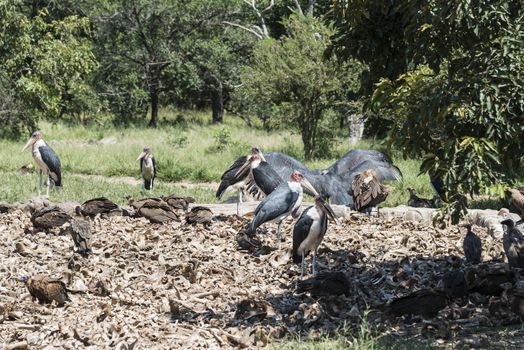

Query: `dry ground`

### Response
(0, 207, 523, 349)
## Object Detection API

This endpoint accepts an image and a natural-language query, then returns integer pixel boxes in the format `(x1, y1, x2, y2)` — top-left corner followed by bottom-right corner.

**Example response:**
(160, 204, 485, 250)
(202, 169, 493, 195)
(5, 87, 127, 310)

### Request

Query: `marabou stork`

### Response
(247, 171, 317, 245)
(501, 218, 524, 269)
(137, 147, 156, 193)
(263, 152, 352, 206)
(292, 196, 337, 278)
(236, 153, 283, 196)
(324, 149, 393, 175)
(216, 146, 264, 215)
(22, 131, 62, 196)
(460, 224, 482, 264)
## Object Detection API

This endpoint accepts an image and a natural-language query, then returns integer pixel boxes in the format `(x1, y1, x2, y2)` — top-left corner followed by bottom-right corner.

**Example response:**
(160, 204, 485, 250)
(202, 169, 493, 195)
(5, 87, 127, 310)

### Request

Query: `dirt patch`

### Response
(0, 210, 522, 348)
(71, 173, 219, 190)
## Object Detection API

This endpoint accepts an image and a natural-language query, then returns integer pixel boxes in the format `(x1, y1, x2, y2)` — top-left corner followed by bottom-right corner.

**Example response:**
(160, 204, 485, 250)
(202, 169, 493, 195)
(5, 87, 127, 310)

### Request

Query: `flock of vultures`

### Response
(7, 131, 524, 331)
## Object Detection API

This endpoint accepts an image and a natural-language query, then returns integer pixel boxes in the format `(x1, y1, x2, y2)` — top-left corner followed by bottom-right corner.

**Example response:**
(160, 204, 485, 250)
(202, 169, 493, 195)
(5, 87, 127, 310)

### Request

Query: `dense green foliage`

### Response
(329, 0, 524, 217)
(0, 0, 98, 137)
(237, 14, 363, 159)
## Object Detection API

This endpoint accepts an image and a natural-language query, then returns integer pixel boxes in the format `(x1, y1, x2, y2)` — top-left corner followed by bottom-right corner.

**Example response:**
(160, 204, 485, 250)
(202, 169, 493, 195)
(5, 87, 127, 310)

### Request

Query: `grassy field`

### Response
(0, 109, 449, 205)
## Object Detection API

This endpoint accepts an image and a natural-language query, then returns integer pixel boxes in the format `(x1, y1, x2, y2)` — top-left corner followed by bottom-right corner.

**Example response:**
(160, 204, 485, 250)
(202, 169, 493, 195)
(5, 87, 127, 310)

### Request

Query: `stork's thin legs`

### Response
(237, 190, 243, 216)
(46, 174, 50, 196)
(312, 252, 317, 277)
(300, 253, 305, 280)
(38, 170, 43, 195)
(277, 222, 282, 249)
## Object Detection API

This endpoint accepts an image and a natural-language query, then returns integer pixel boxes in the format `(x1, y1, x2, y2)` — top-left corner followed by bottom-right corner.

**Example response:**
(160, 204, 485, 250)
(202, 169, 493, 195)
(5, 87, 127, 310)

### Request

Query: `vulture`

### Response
(351, 168, 391, 212)
(296, 271, 350, 297)
(63, 218, 92, 257)
(31, 206, 71, 231)
(130, 197, 179, 224)
(75, 197, 121, 217)
(386, 289, 449, 317)
(461, 224, 482, 264)
(162, 194, 195, 212)
(441, 270, 468, 298)
(19, 274, 70, 306)
(505, 188, 524, 218)
(186, 206, 213, 226)
(407, 188, 435, 208)
(501, 218, 524, 269)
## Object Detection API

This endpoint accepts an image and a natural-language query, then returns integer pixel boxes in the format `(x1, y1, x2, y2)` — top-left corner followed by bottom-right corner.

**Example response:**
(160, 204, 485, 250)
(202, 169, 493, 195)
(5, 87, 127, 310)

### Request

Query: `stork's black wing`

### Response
(250, 183, 298, 233)
(326, 149, 392, 175)
(216, 156, 248, 199)
(252, 161, 283, 195)
(39, 144, 62, 186)
(292, 207, 314, 263)
(151, 156, 156, 179)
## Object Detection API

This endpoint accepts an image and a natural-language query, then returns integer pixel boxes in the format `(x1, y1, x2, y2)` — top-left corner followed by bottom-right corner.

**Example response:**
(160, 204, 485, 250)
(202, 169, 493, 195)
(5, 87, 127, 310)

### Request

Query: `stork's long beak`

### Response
(300, 177, 319, 197)
(136, 152, 146, 161)
(235, 157, 252, 179)
(22, 138, 33, 152)
(320, 200, 338, 224)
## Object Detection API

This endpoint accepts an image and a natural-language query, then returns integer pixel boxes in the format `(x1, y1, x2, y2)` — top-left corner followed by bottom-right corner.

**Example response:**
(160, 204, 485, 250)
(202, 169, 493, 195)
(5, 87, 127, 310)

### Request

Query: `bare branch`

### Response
(306, 0, 317, 15)
(293, 0, 304, 16)
(222, 21, 264, 39)
(262, 0, 275, 13)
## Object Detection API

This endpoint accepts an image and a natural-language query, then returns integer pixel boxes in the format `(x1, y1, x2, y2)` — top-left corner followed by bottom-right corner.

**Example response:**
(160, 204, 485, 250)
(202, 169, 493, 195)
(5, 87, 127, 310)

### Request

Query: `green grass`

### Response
(274, 318, 437, 350)
(0, 108, 452, 206)
(0, 172, 216, 205)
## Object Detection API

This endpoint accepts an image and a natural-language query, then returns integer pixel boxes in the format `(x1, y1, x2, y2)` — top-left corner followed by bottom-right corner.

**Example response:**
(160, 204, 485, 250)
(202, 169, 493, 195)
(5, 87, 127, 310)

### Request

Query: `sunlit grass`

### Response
(0, 172, 216, 205)
(2, 108, 506, 208)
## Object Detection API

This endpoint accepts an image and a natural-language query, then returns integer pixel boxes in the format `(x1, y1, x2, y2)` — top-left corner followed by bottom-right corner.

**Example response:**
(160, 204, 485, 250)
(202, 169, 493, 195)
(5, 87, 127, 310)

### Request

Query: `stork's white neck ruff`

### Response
(251, 158, 262, 169)
(288, 180, 302, 193)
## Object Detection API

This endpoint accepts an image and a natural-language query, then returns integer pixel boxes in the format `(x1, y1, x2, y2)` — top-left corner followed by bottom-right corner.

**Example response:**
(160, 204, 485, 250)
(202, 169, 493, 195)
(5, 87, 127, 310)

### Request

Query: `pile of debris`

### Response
(0, 205, 522, 348)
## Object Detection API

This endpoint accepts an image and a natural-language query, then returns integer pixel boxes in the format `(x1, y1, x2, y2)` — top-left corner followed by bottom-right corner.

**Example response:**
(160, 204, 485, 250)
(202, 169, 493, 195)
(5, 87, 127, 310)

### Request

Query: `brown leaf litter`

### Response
(0, 207, 523, 349)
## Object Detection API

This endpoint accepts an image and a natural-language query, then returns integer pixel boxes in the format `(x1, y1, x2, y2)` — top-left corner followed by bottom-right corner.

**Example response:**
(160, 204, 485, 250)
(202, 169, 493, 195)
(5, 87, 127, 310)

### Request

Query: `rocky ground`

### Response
(0, 205, 523, 349)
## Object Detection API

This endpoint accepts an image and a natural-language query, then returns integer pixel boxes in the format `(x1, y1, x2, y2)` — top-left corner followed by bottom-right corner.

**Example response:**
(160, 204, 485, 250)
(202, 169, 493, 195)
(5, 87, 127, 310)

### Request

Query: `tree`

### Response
(0, 0, 98, 137)
(238, 14, 360, 159)
(90, 0, 245, 127)
(368, 1, 524, 219)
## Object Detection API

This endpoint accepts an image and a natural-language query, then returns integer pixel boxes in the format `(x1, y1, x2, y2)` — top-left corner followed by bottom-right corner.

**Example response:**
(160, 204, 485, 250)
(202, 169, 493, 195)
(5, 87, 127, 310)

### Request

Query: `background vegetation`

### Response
(0, 0, 523, 209)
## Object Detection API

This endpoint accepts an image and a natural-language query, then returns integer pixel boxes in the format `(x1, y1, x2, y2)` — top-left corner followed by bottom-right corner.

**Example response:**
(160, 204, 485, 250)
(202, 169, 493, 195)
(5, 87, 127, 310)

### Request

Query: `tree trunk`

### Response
(149, 87, 159, 128)
(211, 81, 224, 124)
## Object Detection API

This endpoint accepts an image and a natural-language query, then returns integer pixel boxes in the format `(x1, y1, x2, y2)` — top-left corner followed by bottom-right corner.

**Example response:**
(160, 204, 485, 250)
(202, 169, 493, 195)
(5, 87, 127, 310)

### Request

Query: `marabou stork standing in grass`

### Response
(216, 146, 264, 215)
(137, 147, 156, 193)
(247, 170, 318, 246)
(22, 131, 62, 196)
(236, 153, 283, 196)
(293, 196, 337, 278)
